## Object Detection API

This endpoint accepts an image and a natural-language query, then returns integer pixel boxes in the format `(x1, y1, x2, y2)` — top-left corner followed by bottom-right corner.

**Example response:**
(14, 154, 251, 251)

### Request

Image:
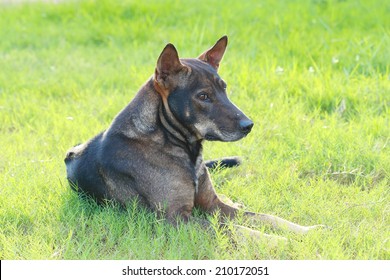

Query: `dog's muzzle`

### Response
(239, 119, 254, 134)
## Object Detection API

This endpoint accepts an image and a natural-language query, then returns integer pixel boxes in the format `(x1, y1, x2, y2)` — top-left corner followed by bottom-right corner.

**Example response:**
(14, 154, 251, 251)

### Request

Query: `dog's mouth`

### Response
(204, 130, 250, 142)
(205, 133, 220, 141)
(200, 119, 253, 142)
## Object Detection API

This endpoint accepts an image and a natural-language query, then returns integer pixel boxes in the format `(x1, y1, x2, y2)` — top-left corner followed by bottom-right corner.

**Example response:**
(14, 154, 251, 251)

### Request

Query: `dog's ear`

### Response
(155, 43, 185, 89)
(198, 36, 228, 71)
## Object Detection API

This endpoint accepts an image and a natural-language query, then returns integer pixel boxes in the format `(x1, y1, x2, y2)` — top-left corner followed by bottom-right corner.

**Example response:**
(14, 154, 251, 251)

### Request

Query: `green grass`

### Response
(0, 0, 389, 259)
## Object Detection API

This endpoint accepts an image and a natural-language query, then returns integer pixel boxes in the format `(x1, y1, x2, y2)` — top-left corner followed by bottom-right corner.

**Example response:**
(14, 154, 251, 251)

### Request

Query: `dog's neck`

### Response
(109, 78, 204, 165)
(153, 79, 204, 165)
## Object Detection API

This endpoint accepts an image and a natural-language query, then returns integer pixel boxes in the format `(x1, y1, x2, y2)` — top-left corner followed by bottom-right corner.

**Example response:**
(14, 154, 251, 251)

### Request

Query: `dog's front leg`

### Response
(242, 211, 325, 235)
(195, 168, 287, 243)
(206, 194, 323, 235)
(159, 203, 194, 226)
(195, 166, 324, 235)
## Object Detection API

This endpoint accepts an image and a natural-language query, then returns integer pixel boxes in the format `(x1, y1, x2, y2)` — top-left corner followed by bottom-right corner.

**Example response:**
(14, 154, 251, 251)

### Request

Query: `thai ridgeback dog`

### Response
(65, 36, 323, 242)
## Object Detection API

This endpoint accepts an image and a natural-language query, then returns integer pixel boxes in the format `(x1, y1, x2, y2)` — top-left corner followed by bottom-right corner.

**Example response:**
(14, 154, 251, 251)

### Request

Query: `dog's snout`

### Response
(239, 119, 254, 134)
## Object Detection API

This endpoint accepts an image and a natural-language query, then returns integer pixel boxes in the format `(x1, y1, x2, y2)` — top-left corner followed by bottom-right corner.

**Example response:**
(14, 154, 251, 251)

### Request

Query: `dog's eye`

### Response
(198, 93, 210, 101)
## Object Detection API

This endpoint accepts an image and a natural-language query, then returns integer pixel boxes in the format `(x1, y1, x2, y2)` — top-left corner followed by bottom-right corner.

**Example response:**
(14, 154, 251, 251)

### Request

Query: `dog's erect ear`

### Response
(198, 36, 228, 71)
(155, 43, 185, 88)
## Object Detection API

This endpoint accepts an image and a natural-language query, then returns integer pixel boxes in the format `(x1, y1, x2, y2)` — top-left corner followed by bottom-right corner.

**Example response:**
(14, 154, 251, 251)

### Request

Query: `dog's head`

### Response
(154, 36, 253, 142)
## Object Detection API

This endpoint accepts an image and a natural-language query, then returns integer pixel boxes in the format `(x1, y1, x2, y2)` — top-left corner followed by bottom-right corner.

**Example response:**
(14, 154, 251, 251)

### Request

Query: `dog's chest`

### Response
(193, 154, 205, 194)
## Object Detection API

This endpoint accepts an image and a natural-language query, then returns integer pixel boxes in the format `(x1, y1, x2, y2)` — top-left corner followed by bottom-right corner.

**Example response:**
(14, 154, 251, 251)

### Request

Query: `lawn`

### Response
(0, 0, 389, 259)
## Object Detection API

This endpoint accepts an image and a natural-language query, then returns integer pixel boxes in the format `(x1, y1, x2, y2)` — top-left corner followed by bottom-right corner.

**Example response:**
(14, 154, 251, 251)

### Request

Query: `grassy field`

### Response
(0, 0, 389, 260)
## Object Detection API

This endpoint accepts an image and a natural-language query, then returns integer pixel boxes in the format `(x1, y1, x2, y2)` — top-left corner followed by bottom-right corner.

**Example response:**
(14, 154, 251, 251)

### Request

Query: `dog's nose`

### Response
(239, 119, 254, 133)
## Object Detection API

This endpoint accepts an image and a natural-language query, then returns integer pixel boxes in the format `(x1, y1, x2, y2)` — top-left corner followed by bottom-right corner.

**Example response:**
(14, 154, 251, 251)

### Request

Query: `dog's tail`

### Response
(205, 156, 242, 170)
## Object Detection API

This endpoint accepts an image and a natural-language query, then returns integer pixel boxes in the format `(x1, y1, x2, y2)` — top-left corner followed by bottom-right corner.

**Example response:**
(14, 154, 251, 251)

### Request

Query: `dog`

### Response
(65, 36, 323, 241)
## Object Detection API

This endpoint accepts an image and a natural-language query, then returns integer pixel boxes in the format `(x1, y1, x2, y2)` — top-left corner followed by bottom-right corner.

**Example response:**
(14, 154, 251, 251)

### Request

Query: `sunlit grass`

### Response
(0, 0, 389, 259)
